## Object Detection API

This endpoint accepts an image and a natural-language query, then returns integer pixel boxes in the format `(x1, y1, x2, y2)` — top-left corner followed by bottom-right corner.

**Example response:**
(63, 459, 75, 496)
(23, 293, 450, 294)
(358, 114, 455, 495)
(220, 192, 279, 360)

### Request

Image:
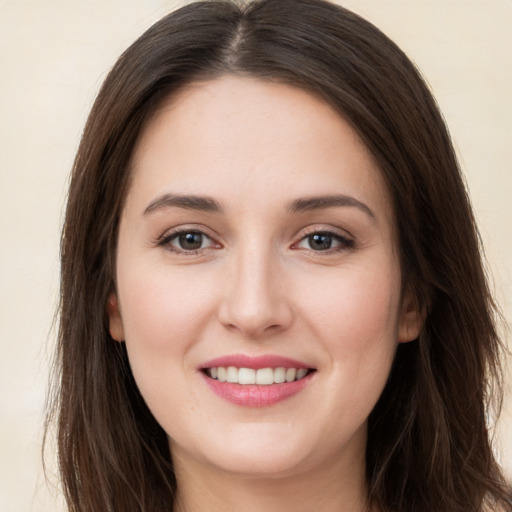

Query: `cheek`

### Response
(302, 264, 401, 347)
(120, 260, 212, 331)
(296, 260, 401, 415)
(116, 263, 221, 429)
(116, 263, 218, 374)
(310, 265, 401, 424)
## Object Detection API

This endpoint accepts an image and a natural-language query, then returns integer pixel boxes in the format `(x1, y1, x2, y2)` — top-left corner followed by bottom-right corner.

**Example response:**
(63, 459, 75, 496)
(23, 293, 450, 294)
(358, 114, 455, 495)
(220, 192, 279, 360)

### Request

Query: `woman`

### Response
(46, 0, 512, 511)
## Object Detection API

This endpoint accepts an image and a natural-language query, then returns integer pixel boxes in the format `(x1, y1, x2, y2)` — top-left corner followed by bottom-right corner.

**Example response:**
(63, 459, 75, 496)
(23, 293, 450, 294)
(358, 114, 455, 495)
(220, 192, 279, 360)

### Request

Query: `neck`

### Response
(172, 443, 371, 512)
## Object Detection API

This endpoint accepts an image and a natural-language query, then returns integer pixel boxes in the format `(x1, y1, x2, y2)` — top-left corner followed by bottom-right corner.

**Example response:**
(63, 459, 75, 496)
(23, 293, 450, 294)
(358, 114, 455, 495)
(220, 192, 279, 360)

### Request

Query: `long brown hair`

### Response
(46, 1, 512, 510)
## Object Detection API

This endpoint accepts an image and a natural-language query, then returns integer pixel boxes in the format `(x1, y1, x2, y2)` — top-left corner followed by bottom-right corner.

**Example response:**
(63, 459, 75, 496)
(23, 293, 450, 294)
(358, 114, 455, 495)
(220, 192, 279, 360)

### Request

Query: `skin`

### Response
(108, 76, 422, 512)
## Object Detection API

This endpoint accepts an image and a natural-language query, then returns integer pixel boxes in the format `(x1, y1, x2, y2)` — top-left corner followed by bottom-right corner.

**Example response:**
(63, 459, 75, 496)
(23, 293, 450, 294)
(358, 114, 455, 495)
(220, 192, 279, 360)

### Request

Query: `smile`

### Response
(200, 355, 315, 407)
(205, 366, 310, 385)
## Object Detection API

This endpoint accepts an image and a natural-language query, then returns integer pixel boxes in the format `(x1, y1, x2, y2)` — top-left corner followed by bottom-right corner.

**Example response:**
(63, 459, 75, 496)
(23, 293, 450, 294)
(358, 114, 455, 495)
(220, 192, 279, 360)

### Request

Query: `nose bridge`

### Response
(219, 235, 292, 338)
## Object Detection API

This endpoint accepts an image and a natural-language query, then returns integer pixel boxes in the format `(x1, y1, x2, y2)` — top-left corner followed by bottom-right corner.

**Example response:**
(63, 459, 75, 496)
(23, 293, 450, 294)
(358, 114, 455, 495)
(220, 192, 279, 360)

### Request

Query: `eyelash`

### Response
(157, 228, 219, 255)
(157, 227, 355, 255)
(293, 228, 355, 253)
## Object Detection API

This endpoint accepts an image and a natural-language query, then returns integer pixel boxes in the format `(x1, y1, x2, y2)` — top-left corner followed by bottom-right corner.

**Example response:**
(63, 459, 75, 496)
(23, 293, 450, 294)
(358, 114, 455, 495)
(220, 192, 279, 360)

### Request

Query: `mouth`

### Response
(203, 366, 312, 385)
(200, 355, 316, 407)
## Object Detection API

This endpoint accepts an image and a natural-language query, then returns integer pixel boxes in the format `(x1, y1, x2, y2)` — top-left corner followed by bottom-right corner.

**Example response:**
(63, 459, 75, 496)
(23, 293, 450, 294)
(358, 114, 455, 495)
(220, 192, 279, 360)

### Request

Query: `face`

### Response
(109, 76, 421, 481)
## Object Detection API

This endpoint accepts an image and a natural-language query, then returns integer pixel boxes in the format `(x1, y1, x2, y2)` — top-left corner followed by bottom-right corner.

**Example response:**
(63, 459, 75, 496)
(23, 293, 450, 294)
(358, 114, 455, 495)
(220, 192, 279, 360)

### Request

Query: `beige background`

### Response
(1, 1, 510, 511)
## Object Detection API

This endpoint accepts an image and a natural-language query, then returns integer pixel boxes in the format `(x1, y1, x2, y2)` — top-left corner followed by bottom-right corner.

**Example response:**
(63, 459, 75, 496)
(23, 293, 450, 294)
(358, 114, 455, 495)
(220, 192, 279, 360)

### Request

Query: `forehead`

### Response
(128, 75, 393, 226)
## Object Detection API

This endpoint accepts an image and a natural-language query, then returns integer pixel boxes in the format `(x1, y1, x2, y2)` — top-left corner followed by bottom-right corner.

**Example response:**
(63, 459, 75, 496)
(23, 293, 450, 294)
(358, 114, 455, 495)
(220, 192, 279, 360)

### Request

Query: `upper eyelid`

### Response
(164, 230, 213, 243)
(155, 224, 354, 248)
(157, 229, 220, 255)
(158, 224, 219, 242)
(295, 233, 352, 249)
(294, 224, 354, 241)
(290, 225, 356, 253)
(293, 232, 353, 248)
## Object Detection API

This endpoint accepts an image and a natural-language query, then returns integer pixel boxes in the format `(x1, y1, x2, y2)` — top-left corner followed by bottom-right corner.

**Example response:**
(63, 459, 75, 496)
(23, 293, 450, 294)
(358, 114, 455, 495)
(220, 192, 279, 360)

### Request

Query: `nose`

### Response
(218, 243, 294, 339)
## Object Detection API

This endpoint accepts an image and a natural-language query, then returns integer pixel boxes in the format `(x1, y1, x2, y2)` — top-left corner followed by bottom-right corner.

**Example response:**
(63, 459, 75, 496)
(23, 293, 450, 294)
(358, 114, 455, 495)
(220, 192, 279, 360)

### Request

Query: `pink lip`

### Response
(201, 354, 311, 370)
(201, 372, 314, 408)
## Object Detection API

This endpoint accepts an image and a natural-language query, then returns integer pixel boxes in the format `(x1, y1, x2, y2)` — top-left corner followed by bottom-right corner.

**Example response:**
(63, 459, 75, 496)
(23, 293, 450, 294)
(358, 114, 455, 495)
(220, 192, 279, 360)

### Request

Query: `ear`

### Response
(107, 292, 125, 342)
(397, 287, 424, 343)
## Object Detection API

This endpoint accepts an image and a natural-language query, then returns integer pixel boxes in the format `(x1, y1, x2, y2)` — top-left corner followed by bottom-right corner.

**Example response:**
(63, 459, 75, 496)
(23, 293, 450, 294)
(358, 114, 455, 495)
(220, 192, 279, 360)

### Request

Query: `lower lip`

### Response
(201, 372, 313, 407)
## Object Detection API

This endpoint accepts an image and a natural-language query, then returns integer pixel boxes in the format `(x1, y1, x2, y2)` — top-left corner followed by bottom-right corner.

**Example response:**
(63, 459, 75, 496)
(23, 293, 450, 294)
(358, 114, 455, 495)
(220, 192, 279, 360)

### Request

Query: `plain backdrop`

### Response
(1, 1, 511, 511)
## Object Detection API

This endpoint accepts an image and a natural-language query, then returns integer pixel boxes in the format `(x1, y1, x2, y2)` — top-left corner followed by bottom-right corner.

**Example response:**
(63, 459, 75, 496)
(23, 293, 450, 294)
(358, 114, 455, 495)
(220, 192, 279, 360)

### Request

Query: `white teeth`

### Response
(285, 368, 297, 382)
(226, 366, 238, 383)
(296, 368, 308, 380)
(238, 367, 256, 384)
(274, 367, 286, 383)
(217, 367, 227, 382)
(256, 368, 274, 385)
(206, 366, 310, 385)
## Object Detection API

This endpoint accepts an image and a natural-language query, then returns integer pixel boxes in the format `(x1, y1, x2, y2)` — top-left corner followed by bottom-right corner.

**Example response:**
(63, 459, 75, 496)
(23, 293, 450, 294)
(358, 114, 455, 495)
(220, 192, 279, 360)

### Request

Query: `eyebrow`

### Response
(288, 195, 376, 220)
(143, 192, 375, 220)
(143, 194, 223, 215)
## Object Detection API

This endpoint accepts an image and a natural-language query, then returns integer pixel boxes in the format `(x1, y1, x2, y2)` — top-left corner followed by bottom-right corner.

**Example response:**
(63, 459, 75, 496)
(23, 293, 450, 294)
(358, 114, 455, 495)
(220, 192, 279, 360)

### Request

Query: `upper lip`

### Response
(200, 354, 312, 370)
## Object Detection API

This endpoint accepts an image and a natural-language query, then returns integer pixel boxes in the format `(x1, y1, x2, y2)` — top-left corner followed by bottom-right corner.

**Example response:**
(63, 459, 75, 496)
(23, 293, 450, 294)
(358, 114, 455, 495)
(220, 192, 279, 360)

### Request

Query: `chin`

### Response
(206, 447, 311, 480)
(175, 419, 351, 481)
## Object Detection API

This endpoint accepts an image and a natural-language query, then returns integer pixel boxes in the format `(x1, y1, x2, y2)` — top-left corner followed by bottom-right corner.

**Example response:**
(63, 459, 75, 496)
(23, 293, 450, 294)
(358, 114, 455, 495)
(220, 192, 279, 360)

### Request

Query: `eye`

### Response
(295, 231, 354, 252)
(159, 229, 217, 254)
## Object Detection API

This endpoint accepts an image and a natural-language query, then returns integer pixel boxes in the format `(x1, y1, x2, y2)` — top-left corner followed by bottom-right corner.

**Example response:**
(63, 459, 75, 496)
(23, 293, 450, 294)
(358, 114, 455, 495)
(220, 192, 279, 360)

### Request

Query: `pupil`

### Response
(310, 233, 332, 250)
(179, 232, 202, 250)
